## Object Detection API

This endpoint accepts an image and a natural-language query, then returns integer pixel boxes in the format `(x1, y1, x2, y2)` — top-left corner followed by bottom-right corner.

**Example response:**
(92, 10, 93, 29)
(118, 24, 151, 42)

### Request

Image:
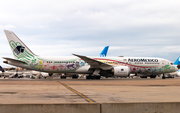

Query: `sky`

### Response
(0, 0, 180, 67)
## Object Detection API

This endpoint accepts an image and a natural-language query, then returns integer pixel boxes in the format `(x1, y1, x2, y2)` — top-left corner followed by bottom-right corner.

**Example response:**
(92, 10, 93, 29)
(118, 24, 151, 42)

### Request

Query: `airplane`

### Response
(0, 65, 48, 79)
(0, 66, 24, 78)
(3, 30, 180, 79)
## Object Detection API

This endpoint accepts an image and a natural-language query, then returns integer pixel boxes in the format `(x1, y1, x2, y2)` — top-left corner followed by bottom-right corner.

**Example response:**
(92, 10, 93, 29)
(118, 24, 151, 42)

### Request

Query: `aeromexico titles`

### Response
(3, 30, 180, 79)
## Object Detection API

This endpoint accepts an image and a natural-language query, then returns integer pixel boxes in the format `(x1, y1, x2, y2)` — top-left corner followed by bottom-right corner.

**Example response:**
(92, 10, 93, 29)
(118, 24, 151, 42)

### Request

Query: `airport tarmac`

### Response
(0, 77, 180, 104)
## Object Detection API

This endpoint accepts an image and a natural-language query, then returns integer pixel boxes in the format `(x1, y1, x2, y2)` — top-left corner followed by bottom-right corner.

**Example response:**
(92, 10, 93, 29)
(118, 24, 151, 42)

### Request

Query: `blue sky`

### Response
(0, 0, 180, 67)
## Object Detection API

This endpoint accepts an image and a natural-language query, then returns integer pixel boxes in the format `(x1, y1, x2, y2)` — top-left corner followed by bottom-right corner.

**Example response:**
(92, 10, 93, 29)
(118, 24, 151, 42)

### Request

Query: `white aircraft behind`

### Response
(3, 30, 180, 79)
(0, 69, 23, 78)
(23, 70, 49, 79)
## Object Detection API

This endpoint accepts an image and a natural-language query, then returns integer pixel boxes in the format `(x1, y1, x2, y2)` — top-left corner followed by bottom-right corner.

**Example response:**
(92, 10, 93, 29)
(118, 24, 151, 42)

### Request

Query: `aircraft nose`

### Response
(175, 65, 179, 71)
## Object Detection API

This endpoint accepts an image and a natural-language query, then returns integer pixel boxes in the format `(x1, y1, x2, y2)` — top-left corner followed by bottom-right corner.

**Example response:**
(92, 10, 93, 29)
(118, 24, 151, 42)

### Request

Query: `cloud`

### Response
(0, 24, 15, 29)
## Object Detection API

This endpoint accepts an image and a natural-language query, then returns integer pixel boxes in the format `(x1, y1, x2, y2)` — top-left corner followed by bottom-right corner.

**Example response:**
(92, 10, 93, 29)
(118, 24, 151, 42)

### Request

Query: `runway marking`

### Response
(56, 81, 96, 103)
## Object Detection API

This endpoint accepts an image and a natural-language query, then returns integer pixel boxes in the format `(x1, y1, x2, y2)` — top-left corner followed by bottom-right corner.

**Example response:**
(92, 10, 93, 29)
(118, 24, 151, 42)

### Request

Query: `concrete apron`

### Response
(0, 102, 180, 113)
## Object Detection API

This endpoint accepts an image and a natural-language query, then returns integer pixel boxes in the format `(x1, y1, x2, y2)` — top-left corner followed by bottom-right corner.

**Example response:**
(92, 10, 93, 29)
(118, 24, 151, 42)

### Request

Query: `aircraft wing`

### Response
(73, 54, 113, 70)
(2, 57, 27, 64)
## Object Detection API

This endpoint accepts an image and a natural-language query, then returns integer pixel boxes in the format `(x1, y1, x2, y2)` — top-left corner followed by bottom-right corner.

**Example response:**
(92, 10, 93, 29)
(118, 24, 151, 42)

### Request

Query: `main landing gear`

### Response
(86, 75, 101, 80)
(140, 76, 147, 78)
(72, 75, 78, 79)
(86, 69, 101, 80)
(150, 75, 156, 78)
(60, 75, 66, 79)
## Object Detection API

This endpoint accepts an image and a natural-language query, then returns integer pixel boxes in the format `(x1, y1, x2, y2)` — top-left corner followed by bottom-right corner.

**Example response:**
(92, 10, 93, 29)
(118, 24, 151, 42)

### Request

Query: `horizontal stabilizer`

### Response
(2, 57, 27, 64)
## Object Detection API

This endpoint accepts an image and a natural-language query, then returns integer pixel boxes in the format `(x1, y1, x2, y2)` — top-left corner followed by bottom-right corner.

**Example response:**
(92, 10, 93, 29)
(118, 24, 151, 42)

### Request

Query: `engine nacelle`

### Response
(112, 66, 130, 77)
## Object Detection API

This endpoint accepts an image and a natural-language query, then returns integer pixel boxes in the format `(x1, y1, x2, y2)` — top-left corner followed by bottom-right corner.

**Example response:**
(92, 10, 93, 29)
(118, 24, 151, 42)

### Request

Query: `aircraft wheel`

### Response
(162, 76, 166, 79)
(95, 76, 100, 79)
(61, 76, 66, 79)
(72, 75, 78, 79)
(91, 76, 96, 79)
(150, 75, 156, 78)
(140, 76, 147, 78)
(86, 76, 91, 79)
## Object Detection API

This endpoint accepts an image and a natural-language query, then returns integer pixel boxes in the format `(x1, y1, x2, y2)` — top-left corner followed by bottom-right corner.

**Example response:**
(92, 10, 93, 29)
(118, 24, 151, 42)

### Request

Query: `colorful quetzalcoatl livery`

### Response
(3, 30, 180, 79)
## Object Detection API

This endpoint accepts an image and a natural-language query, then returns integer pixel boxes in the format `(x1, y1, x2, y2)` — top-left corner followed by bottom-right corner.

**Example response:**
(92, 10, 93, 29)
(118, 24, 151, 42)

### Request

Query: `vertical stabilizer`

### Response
(100, 46, 109, 57)
(174, 56, 180, 65)
(0, 66, 4, 72)
(4, 30, 35, 60)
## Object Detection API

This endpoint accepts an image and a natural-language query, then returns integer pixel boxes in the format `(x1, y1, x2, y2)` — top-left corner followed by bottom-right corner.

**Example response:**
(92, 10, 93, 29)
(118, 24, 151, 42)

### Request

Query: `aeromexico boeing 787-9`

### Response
(3, 30, 180, 79)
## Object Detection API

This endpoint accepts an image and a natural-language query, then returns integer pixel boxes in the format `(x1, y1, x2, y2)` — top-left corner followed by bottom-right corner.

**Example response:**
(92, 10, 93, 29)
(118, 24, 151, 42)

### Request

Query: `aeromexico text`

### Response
(128, 59, 158, 62)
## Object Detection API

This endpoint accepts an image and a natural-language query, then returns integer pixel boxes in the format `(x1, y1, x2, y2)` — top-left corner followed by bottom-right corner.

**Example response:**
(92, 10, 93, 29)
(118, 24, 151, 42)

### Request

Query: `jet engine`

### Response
(111, 66, 130, 77)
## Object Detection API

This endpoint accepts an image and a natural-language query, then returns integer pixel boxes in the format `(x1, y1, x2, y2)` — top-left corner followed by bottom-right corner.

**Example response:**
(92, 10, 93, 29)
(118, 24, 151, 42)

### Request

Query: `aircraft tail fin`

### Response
(0, 66, 5, 72)
(174, 56, 180, 65)
(4, 30, 35, 60)
(100, 46, 109, 57)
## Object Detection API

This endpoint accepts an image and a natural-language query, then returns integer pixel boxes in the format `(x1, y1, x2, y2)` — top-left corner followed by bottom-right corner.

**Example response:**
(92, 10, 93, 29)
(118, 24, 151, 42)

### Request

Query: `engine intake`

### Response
(112, 66, 130, 77)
